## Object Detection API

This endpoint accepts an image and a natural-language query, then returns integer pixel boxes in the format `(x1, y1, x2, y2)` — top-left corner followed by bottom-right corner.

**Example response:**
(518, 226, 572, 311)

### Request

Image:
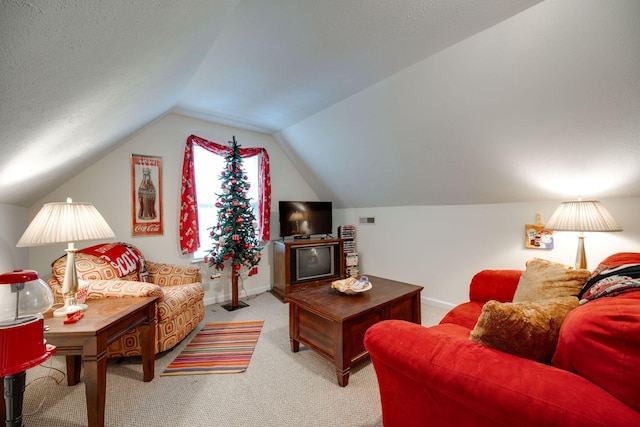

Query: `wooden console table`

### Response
(288, 276, 422, 386)
(42, 297, 158, 427)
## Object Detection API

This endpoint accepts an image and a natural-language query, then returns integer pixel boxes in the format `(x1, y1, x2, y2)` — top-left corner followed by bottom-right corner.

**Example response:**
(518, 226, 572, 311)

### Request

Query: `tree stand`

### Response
(222, 272, 249, 311)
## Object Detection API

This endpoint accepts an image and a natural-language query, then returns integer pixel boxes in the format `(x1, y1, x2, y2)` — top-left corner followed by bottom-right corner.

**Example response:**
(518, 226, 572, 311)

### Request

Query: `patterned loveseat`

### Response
(48, 242, 205, 358)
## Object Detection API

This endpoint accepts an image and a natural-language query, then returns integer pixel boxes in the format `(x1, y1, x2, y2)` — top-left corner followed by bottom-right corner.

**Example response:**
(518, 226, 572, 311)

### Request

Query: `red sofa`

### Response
(364, 253, 640, 427)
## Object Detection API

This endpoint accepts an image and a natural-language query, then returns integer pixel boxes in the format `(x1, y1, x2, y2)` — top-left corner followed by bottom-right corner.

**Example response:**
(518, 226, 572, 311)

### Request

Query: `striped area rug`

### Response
(161, 320, 264, 376)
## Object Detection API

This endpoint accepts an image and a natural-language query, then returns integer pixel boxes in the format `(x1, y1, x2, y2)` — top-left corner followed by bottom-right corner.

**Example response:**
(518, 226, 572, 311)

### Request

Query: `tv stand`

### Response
(271, 238, 345, 302)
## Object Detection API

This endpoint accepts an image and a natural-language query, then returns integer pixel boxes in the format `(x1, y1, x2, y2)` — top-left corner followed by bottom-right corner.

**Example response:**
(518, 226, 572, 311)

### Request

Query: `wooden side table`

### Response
(41, 296, 158, 427)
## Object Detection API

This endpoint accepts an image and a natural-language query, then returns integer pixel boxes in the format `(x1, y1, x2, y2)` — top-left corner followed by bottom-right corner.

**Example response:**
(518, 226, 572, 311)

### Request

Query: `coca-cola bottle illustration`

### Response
(138, 167, 157, 220)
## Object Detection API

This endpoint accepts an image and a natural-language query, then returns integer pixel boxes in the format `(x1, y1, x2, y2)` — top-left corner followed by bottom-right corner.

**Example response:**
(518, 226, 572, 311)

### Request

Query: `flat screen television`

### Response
(290, 240, 341, 284)
(279, 201, 332, 238)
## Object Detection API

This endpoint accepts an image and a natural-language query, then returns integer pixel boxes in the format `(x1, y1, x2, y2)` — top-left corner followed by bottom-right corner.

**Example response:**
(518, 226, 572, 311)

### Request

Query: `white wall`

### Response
(25, 113, 318, 305)
(0, 204, 28, 273)
(335, 197, 640, 308)
(15, 112, 640, 307)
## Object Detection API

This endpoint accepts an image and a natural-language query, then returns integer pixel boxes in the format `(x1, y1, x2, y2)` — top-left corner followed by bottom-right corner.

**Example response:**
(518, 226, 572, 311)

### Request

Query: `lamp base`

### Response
(575, 235, 587, 270)
(53, 303, 88, 318)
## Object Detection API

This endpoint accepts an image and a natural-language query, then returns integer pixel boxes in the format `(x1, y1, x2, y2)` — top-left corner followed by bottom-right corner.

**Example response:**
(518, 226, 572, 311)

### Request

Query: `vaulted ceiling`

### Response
(2, 0, 639, 208)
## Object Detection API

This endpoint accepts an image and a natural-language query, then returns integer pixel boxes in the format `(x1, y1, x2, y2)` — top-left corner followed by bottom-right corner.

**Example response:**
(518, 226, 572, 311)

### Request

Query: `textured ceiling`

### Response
(2, 0, 639, 209)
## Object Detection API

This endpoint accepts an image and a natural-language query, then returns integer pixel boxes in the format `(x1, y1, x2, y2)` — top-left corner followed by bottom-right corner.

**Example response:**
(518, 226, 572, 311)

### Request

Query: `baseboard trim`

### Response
(203, 284, 272, 307)
(421, 296, 456, 311)
(205, 286, 458, 311)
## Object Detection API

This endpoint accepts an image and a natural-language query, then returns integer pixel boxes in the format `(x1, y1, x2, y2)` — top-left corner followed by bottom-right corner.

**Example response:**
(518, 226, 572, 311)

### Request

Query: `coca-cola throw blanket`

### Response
(78, 242, 142, 278)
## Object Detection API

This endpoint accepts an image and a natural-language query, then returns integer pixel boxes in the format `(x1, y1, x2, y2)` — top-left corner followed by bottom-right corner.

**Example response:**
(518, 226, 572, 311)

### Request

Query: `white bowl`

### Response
(331, 278, 372, 295)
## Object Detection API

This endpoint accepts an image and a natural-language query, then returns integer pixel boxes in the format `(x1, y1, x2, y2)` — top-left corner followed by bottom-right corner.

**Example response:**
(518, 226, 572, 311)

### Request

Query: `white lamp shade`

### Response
(545, 200, 622, 232)
(17, 199, 115, 247)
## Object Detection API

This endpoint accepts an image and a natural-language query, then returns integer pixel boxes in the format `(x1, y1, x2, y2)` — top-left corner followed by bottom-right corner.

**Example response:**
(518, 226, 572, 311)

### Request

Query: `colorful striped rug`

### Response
(161, 320, 264, 376)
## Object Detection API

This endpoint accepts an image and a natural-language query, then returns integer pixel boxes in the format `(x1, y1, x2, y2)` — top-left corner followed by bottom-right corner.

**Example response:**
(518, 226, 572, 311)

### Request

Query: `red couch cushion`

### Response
(552, 292, 640, 411)
(553, 252, 640, 412)
(439, 301, 484, 330)
(469, 269, 521, 303)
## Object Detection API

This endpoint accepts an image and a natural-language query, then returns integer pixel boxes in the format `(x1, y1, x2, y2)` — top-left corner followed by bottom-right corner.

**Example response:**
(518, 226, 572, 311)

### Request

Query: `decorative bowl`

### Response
(331, 276, 372, 295)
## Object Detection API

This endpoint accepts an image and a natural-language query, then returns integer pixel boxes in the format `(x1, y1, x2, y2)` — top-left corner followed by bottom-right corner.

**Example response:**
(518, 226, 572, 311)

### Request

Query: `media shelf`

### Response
(338, 225, 359, 277)
(271, 238, 345, 302)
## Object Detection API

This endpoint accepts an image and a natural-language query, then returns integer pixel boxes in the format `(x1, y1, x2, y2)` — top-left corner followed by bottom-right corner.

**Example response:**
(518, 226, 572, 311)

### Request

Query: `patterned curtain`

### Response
(179, 134, 271, 255)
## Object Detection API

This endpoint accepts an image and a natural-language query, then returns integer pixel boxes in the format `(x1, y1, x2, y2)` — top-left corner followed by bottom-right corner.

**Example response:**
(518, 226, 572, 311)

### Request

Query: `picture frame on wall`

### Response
(131, 154, 163, 236)
(524, 213, 553, 249)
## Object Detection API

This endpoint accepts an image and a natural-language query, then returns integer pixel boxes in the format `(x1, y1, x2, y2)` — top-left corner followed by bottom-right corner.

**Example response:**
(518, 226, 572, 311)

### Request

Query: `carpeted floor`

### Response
(21, 291, 448, 427)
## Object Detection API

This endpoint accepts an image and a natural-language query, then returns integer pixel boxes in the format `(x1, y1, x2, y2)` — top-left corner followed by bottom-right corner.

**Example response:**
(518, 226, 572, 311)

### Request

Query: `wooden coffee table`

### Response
(288, 276, 423, 386)
(42, 297, 158, 427)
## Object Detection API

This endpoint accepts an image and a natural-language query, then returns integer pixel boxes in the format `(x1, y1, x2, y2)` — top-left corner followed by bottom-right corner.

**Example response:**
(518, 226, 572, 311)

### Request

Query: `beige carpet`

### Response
(22, 291, 448, 427)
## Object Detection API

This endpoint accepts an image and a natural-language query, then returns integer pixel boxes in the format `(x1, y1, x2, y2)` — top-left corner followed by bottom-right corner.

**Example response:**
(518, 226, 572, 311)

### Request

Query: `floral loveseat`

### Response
(48, 242, 205, 358)
(364, 253, 640, 427)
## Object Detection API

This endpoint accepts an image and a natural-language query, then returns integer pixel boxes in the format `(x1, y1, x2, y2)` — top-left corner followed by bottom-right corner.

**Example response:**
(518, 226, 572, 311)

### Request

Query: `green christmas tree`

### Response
(207, 136, 262, 309)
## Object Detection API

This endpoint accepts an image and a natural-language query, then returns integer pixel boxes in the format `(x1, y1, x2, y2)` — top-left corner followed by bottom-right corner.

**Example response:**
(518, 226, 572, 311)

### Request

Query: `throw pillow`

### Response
(469, 296, 579, 364)
(512, 258, 590, 302)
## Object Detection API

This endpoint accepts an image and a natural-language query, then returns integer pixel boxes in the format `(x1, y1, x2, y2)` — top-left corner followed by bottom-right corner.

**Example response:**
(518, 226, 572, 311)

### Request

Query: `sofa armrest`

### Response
(364, 320, 640, 427)
(468, 269, 521, 303)
(146, 261, 201, 287)
(84, 280, 164, 301)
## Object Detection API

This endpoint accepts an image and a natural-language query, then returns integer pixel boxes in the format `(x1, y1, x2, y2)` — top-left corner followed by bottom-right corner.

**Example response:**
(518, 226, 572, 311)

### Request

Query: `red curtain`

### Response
(179, 134, 271, 255)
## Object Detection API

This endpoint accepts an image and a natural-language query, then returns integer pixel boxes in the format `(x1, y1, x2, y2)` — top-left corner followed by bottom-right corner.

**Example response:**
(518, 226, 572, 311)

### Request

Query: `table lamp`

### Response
(16, 198, 115, 317)
(545, 199, 622, 269)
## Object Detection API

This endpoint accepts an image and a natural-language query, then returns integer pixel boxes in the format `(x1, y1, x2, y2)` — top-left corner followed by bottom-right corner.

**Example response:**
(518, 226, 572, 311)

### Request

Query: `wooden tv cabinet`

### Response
(271, 238, 345, 302)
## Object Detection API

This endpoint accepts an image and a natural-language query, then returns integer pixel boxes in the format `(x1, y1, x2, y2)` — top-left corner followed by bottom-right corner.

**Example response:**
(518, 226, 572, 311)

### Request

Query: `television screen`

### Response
(279, 201, 332, 237)
(295, 245, 335, 282)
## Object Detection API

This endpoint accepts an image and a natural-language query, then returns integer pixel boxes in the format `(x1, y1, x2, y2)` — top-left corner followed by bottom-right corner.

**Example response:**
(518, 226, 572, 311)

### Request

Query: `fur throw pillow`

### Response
(470, 297, 579, 363)
(512, 258, 590, 302)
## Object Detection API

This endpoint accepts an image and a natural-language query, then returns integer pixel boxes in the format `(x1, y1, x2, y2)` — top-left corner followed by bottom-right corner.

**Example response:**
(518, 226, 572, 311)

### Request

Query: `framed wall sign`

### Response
(131, 154, 163, 236)
(525, 213, 553, 249)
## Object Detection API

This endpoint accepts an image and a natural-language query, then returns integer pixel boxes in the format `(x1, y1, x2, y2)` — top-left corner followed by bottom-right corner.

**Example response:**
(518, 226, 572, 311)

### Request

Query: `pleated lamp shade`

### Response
(17, 198, 115, 247)
(545, 200, 622, 232)
(545, 200, 621, 269)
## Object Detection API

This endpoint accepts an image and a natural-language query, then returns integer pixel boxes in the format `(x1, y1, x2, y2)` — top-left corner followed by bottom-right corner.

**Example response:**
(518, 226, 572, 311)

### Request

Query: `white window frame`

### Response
(191, 145, 260, 261)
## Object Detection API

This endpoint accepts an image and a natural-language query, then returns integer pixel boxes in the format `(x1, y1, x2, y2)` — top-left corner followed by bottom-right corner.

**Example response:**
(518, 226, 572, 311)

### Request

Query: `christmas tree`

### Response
(206, 136, 262, 310)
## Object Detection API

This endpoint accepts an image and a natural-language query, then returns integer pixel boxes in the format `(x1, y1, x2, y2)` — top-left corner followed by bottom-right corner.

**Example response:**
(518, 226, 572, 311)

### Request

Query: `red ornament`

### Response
(232, 200, 239, 206)
(231, 179, 237, 184)
(224, 255, 230, 260)
(225, 227, 230, 233)
(215, 202, 221, 208)
(234, 264, 241, 270)
(236, 217, 244, 223)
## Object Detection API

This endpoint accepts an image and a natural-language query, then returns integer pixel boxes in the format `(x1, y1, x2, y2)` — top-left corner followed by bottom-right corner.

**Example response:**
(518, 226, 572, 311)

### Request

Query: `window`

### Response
(192, 145, 259, 260)
(178, 134, 271, 257)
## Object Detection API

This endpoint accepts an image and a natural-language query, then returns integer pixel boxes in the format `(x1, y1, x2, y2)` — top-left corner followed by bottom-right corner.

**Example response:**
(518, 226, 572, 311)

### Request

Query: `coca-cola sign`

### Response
(131, 154, 163, 236)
